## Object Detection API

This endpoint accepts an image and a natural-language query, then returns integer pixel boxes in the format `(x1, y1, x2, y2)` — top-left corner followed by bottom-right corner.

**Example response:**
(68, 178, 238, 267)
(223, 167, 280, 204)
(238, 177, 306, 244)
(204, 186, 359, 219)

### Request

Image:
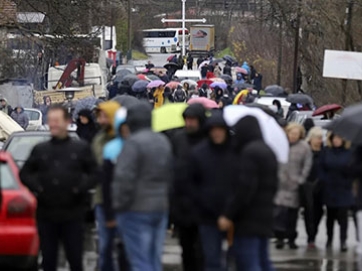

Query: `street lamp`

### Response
(57, 87, 82, 113)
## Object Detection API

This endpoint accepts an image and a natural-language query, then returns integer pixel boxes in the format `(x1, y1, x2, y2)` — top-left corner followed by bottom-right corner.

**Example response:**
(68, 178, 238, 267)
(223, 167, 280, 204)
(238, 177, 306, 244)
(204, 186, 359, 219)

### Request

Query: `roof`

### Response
(17, 12, 45, 24)
(0, 0, 16, 26)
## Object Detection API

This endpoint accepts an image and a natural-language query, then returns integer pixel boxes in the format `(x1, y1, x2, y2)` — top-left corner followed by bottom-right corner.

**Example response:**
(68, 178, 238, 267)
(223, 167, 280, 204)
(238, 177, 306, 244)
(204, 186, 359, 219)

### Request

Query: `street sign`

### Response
(323, 50, 362, 81)
(161, 0, 207, 56)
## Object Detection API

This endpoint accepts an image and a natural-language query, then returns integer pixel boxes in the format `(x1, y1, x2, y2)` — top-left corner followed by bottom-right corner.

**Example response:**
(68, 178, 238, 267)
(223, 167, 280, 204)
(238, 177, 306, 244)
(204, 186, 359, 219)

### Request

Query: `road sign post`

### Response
(161, 0, 206, 57)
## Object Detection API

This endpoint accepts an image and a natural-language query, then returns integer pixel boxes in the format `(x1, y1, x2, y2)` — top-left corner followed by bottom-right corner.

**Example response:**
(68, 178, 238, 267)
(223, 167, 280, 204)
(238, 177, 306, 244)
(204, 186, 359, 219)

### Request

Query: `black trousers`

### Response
(326, 207, 348, 243)
(178, 224, 204, 271)
(37, 220, 84, 271)
(275, 207, 299, 242)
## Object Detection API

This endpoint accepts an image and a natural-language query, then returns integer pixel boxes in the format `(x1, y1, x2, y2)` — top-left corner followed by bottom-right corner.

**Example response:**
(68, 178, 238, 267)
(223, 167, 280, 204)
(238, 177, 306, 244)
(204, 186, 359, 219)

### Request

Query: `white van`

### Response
(174, 70, 201, 82)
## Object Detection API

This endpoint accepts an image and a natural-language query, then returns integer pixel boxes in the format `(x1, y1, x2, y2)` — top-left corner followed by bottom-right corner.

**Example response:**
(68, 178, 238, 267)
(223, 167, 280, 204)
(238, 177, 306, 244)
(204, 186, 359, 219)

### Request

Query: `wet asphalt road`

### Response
(50, 217, 362, 271)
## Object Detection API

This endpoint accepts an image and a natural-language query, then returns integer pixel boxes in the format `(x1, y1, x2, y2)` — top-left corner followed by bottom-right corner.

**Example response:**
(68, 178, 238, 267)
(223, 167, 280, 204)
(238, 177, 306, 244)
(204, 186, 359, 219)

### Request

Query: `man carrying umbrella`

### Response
(171, 104, 207, 271)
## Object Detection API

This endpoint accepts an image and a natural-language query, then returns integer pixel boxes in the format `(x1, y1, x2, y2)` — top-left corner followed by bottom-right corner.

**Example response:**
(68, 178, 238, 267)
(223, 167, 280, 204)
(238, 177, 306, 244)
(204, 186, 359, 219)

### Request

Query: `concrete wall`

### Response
(0, 81, 34, 108)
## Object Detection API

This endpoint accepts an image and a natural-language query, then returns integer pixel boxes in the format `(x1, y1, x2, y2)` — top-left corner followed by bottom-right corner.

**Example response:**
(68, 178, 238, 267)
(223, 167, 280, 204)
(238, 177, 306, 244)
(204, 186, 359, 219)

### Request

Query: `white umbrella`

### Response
(224, 105, 289, 163)
(181, 79, 197, 87)
(198, 60, 210, 69)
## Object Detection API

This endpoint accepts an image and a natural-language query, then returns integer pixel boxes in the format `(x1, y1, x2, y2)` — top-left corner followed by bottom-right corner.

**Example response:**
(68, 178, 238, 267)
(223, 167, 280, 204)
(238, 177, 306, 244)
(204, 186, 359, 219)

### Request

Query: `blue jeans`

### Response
(199, 225, 226, 271)
(233, 237, 275, 271)
(116, 212, 167, 271)
(95, 205, 117, 271)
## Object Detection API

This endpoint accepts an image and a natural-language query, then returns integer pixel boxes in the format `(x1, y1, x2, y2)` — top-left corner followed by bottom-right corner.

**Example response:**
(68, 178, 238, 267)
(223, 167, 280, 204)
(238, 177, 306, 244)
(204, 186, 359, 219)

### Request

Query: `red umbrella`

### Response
(187, 97, 218, 109)
(235, 67, 248, 75)
(197, 79, 213, 88)
(166, 81, 181, 89)
(137, 74, 149, 81)
(167, 55, 175, 62)
(312, 104, 342, 116)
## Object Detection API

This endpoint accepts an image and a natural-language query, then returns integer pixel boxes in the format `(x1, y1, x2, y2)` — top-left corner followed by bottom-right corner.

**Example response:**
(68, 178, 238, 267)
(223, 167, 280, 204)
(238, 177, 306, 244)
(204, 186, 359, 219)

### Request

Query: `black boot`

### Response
(276, 239, 284, 249)
(341, 242, 347, 252)
(288, 240, 298, 250)
(326, 239, 332, 249)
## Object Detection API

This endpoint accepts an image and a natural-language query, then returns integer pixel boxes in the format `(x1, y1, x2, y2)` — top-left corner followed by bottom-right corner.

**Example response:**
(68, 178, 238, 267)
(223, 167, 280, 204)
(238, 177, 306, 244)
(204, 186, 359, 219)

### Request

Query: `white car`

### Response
(174, 70, 201, 82)
(255, 96, 291, 118)
(23, 108, 43, 131)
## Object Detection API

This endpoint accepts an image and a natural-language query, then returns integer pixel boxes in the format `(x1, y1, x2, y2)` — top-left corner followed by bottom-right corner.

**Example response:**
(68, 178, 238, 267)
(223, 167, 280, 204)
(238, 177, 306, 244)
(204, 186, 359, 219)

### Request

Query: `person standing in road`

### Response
(20, 104, 98, 271)
(320, 133, 353, 252)
(40, 95, 52, 124)
(11, 106, 29, 129)
(0, 97, 13, 115)
(171, 104, 207, 271)
(112, 102, 173, 271)
(302, 127, 324, 249)
(189, 111, 237, 271)
(275, 123, 312, 250)
(145, 60, 155, 70)
(91, 101, 121, 271)
(218, 116, 278, 271)
(187, 54, 194, 70)
(76, 109, 98, 144)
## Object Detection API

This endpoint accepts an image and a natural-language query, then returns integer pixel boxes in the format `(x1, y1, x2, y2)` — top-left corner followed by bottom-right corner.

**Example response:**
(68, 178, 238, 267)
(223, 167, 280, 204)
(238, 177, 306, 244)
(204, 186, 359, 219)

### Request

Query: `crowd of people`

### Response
(16, 88, 362, 271)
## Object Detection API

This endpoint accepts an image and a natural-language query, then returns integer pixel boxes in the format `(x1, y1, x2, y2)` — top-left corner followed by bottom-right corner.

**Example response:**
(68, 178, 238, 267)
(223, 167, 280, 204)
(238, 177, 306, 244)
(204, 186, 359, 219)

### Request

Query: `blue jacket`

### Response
(319, 147, 354, 207)
(101, 108, 127, 221)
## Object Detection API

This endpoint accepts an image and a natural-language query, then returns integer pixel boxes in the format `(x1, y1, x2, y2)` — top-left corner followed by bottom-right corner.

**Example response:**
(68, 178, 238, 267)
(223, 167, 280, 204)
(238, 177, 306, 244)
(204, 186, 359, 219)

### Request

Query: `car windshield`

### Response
(24, 110, 40, 121)
(6, 135, 50, 162)
(0, 163, 18, 190)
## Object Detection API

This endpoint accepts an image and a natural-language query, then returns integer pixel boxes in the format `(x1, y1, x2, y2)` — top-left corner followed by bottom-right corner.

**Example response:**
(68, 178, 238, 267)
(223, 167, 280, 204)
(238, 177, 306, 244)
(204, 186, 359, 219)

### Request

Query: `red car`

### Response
(0, 151, 39, 270)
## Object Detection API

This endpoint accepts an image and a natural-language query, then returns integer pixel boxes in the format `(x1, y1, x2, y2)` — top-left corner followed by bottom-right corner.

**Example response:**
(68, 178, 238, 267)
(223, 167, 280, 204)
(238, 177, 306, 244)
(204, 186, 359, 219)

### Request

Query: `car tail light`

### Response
(7, 195, 35, 219)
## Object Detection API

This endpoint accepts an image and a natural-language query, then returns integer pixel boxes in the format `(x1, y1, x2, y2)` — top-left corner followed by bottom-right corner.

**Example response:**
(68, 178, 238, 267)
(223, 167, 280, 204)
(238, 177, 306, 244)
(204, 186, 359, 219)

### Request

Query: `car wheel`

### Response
(161, 47, 166, 54)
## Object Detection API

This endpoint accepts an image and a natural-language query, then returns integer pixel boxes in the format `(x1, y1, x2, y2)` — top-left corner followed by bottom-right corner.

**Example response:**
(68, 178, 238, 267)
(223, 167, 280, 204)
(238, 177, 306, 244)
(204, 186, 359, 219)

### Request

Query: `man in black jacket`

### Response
(20, 104, 98, 271)
(171, 104, 207, 271)
(218, 116, 278, 271)
(189, 110, 237, 271)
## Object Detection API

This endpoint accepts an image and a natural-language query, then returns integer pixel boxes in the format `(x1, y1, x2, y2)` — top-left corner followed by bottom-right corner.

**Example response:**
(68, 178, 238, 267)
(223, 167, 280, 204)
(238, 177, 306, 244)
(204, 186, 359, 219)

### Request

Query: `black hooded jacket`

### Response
(76, 109, 98, 144)
(189, 111, 238, 224)
(224, 116, 278, 237)
(170, 104, 207, 226)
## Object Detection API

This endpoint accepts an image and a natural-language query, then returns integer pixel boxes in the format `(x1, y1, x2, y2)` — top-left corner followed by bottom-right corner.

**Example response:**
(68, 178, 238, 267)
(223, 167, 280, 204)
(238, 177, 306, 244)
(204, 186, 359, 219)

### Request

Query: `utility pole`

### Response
(342, 0, 353, 104)
(127, 0, 132, 61)
(292, 0, 301, 93)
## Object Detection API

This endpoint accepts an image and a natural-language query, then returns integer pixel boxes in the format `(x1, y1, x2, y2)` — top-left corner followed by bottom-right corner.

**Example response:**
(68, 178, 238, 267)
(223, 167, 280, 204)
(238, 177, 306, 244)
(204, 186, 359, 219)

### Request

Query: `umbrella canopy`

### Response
(210, 78, 225, 83)
(164, 63, 179, 69)
(73, 96, 98, 120)
(147, 74, 161, 81)
(223, 55, 236, 63)
(152, 103, 188, 132)
(210, 82, 227, 90)
(312, 104, 342, 117)
(197, 79, 213, 88)
(147, 80, 165, 89)
(122, 74, 139, 86)
(286, 93, 314, 105)
(246, 103, 278, 118)
(114, 69, 132, 82)
(166, 81, 181, 89)
(233, 83, 254, 91)
(181, 79, 197, 87)
(112, 95, 141, 108)
(137, 74, 149, 81)
(187, 97, 218, 109)
(167, 55, 175, 62)
(325, 103, 362, 144)
(265, 85, 286, 96)
(224, 105, 289, 163)
(221, 74, 233, 82)
(198, 60, 210, 69)
(235, 67, 248, 75)
(132, 80, 149, 93)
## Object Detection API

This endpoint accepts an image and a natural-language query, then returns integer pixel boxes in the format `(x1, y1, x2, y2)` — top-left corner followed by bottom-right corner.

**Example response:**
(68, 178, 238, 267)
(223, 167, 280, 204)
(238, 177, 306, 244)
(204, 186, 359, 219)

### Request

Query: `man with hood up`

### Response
(112, 102, 173, 271)
(0, 97, 13, 115)
(189, 110, 237, 271)
(11, 106, 29, 129)
(171, 104, 207, 271)
(91, 101, 120, 271)
(218, 116, 278, 271)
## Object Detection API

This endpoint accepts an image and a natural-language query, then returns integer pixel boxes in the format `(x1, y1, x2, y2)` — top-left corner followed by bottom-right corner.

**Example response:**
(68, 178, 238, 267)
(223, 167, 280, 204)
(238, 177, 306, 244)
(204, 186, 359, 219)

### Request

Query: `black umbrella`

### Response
(223, 55, 236, 63)
(132, 80, 148, 93)
(221, 74, 233, 83)
(210, 58, 223, 64)
(265, 85, 286, 96)
(326, 103, 362, 144)
(112, 95, 141, 108)
(147, 74, 161, 81)
(164, 63, 179, 69)
(233, 83, 254, 91)
(122, 74, 139, 86)
(114, 69, 132, 83)
(286, 93, 313, 105)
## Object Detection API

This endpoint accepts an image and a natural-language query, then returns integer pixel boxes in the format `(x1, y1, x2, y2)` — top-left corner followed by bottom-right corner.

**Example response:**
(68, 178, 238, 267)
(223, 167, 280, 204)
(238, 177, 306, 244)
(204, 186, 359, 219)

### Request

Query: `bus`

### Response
(142, 28, 189, 54)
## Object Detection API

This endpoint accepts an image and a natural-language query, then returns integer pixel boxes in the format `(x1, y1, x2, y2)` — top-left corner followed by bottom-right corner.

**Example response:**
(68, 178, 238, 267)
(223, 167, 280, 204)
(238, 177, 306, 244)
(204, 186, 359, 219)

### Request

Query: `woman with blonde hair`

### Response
(302, 127, 325, 249)
(275, 123, 313, 249)
(320, 132, 353, 252)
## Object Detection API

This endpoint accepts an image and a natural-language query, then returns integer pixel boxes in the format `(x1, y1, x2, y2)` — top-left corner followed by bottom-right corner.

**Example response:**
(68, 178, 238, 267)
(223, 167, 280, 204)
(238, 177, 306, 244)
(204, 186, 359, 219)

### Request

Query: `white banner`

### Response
(323, 50, 362, 80)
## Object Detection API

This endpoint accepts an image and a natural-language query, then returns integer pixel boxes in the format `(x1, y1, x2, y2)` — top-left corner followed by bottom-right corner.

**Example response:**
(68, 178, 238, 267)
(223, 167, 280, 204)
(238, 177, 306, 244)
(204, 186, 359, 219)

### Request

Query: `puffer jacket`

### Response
(11, 106, 29, 129)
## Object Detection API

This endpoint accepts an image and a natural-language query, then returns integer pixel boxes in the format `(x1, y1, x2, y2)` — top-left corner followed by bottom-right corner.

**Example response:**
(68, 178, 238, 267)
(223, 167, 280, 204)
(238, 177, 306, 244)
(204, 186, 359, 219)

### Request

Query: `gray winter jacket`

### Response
(11, 107, 29, 129)
(112, 103, 173, 213)
(275, 140, 312, 208)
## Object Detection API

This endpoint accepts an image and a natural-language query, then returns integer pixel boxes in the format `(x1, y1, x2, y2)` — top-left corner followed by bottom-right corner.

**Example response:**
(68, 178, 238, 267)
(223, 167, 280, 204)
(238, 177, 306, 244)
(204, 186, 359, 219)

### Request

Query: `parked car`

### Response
(174, 70, 201, 81)
(287, 110, 332, 128)
(0, 151, 39, 270)
(23, 108, 43, 131)
(116, 64, 137, 74)
(255, 96, 291, 118)
(2, 131, 79, 169)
